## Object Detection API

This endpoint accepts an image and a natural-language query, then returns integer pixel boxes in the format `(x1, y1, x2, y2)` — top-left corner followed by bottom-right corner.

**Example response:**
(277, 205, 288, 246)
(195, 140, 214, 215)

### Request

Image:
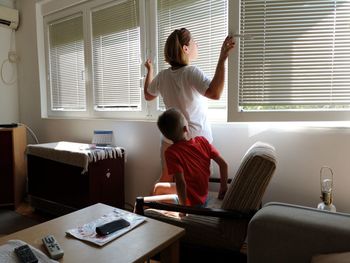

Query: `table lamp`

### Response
(317, 166, 336, 212)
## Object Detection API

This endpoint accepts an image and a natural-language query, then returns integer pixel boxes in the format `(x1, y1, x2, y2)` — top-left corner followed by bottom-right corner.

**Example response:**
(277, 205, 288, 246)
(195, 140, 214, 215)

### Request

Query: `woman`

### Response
(144, 28, 234, 183)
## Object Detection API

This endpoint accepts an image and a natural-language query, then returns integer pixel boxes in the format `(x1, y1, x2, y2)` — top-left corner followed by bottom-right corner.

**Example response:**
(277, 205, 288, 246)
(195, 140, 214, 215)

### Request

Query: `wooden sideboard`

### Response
(27, 142, 125, 216)
(0, 126, 27, 208)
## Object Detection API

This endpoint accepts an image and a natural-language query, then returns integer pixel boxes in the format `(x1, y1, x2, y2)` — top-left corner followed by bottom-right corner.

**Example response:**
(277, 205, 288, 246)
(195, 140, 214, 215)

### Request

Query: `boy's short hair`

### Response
(164, 28, 191, 68)
(157, 108, 185, 141)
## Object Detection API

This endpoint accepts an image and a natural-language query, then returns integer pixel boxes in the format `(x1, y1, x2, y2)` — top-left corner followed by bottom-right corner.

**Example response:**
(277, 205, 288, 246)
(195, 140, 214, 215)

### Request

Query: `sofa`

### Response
(247, 202, 350, 263)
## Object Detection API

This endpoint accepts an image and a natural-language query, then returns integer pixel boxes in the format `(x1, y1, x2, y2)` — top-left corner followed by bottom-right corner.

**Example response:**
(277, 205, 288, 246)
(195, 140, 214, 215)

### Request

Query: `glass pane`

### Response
(49, 15, 86, 111)
(157, 0, 228, 110)
(92, 0, 141, 110)
(239, 0, 350, 111)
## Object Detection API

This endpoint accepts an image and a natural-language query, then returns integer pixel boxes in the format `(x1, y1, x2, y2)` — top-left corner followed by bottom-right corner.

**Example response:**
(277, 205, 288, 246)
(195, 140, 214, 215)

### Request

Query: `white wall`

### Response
(0, 0, 19, 123)
(14, 0, 350, 213)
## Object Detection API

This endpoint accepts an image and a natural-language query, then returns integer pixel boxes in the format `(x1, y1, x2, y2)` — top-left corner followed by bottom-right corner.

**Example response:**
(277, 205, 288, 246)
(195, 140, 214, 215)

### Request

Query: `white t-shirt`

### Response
(148, 65, 213, 143)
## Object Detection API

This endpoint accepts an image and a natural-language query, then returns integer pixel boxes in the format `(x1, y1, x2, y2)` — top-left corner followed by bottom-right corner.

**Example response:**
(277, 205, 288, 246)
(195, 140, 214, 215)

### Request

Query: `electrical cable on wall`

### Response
(18, 123, 39, 144)
(0, 58, 16, 85)
(1, 30, 19, 85)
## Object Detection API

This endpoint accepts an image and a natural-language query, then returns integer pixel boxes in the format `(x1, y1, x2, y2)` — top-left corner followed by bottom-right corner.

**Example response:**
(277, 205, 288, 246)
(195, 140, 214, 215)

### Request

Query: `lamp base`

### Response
(317, 202, 336, 212)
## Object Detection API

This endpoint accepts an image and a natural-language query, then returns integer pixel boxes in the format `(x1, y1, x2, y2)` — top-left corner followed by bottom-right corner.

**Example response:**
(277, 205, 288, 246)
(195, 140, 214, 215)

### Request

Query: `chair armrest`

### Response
(209, 177, 232, 184)
(135, 197, 256, 219)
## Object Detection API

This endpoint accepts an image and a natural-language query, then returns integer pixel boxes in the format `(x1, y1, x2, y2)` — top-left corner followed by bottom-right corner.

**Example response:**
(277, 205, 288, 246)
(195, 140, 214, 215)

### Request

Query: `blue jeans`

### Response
(195, 196, 209, 208)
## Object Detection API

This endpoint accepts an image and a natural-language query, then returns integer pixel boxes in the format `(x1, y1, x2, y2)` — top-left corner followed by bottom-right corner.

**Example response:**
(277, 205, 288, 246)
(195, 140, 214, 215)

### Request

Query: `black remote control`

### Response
(14, 244, 38, 263)
(96, 218, 130, 236)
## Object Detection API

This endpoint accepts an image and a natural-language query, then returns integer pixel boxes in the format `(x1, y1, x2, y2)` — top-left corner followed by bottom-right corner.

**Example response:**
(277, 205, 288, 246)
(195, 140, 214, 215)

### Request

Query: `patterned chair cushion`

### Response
(222, 142, 277, 211)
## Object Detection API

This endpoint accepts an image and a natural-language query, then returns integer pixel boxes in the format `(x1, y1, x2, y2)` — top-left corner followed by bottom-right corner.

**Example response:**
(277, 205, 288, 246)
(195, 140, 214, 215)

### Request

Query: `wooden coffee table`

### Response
(0, 203, 185, 262)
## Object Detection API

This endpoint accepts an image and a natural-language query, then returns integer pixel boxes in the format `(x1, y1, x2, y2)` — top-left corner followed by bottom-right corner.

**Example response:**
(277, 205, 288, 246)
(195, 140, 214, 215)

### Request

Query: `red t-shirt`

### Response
(165, 136, 220, 206)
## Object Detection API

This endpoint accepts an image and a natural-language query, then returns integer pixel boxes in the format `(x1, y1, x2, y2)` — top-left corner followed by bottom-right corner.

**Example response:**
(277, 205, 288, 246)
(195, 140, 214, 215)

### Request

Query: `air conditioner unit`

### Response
(0, 6, 19, 30)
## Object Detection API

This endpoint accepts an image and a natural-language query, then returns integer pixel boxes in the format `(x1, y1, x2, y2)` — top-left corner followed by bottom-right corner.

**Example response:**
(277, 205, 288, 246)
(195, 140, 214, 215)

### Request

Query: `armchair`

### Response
(135, 141, 277, 253)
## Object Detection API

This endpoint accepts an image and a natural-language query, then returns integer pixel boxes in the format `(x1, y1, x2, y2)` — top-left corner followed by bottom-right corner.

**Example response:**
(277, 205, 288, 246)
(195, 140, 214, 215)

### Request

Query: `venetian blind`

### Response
(157, 0, 228, 109)
(92, 0, 141, 110)
(49, 14, 86, 110)
(239, 0, 350, 111)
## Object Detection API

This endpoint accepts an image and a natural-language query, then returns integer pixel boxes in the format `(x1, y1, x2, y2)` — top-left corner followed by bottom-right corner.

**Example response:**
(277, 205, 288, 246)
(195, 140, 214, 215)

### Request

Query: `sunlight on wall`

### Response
(248, 121, 350, 138)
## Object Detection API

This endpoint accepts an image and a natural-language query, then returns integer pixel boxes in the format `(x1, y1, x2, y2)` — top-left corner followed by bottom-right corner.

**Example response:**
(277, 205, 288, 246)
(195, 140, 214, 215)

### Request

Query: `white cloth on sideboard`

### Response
(26, 141, 124, 173)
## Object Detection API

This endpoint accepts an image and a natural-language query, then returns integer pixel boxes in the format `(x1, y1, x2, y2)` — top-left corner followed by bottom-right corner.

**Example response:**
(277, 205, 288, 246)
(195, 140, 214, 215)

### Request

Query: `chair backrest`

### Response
(221, 142, 277, 212)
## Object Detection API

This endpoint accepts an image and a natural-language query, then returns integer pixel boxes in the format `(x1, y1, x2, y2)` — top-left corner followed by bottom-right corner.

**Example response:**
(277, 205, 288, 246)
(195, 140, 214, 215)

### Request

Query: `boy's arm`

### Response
(212, 155, 228, 199)
(173, 172, 187, 206)
(144, 59, 157, 101)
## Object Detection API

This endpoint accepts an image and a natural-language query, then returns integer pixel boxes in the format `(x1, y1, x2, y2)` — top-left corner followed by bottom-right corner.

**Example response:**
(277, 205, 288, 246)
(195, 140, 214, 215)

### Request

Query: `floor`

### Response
(180, 243, 247, 263)
(15, 201, 52, 220)
(0, 201, 53, 238)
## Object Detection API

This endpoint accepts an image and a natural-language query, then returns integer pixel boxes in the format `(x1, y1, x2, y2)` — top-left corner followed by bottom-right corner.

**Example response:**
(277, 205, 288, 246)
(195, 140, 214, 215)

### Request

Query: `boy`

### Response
(154, 108, 228, 207)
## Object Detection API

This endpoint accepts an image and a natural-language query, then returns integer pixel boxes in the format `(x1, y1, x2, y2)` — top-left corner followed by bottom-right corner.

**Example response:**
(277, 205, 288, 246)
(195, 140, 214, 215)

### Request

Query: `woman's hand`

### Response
(219, 36, 235, 61)
(144, 58, 153, 71)
(144, 58, 156, 101)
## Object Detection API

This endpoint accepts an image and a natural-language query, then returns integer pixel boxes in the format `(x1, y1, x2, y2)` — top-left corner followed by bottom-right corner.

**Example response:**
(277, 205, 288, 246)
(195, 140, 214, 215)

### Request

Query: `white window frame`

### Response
(37, 0, 350, 123)
(43, 5, 89, 118)
(228, 0, 350, 122)
(155, 0, 229, 121)
(139, 0, 230, 122)
(39, 0, 149, 120)
(37, 0, 231, 121)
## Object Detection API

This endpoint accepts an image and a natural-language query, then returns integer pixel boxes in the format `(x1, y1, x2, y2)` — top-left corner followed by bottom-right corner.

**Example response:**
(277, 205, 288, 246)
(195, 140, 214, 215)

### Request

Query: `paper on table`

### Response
(66, 209, 146, 246)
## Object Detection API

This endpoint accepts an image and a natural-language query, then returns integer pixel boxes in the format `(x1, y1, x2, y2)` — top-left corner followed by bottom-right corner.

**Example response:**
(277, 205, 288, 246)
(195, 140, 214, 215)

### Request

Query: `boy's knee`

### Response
(152, 182, 176, 195)
(153, 183, 167, 195)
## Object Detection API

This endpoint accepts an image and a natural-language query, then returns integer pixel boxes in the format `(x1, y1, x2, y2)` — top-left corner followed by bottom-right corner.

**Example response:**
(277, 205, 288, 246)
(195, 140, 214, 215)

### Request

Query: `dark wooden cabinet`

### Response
(27, 144, 125, 216)
(0, 126, 27, 208)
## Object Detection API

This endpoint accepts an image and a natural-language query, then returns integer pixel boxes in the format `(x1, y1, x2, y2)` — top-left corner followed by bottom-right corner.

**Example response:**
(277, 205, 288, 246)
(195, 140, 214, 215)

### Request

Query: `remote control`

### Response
(96, 218, 130, 236)
(42, 235, 64, 260)
(14, 244, 38, 263)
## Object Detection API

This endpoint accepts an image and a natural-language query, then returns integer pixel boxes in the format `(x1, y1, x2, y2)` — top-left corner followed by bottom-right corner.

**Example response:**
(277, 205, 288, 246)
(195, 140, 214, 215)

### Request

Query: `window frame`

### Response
(145, 0, 229, 122)
(38, 0, 231, 121)
(228, 0, 350, 122)
(91, 0, 143, 113)
(38, 0, 350, 122)
(155, 0, 229, 113)
(43, 5, 90, 118)
(41, 0, 149, 120)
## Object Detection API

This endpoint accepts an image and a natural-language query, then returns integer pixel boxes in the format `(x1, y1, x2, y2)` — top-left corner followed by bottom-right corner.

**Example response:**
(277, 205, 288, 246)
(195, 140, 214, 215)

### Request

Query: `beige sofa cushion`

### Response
(248, 202, 350, 263)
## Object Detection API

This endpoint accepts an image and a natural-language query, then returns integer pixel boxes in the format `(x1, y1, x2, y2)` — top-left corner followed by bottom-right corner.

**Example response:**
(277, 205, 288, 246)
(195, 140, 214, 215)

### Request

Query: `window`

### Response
(92, 1, 141, 111)
(39, 0, 350, 122)
(48, 14, 86, 111)
(39, 0, 229, 120)
(230, 0, 350, 122)
(157, 0, 228, 111)
(43, 0, 144, 119)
